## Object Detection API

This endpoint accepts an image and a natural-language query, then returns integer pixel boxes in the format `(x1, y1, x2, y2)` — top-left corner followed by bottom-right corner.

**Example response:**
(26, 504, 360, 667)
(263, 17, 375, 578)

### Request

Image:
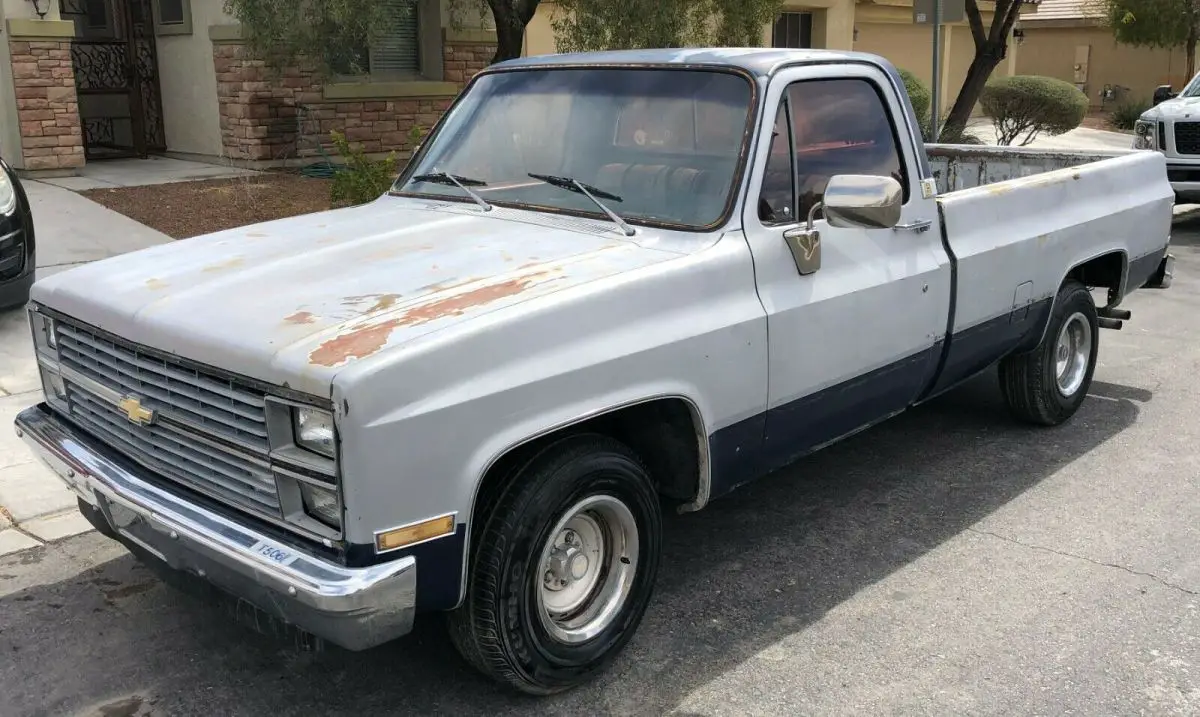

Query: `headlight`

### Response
(299, 482, 341, 528)
(1134, 120, 1158, 150)
(0, 170, 15, 215)
(293, 406, 336, 458)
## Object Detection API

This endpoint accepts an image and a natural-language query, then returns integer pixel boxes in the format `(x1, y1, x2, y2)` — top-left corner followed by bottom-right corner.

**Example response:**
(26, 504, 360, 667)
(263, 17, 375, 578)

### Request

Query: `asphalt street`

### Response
(2, 220, 1199, 716)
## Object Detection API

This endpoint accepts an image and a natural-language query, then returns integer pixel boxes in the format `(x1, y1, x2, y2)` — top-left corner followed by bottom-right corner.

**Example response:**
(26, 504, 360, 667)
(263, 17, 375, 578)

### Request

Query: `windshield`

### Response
(393, 67, 755, 230)
(1182, 72, 1200, 98)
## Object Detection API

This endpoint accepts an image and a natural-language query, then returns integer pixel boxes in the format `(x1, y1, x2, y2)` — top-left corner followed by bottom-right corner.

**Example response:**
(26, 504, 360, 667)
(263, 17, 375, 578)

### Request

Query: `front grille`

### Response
(0, 228, 23, 280)
(54, 318, 281, 517)
(1174, 122, 1200, 155)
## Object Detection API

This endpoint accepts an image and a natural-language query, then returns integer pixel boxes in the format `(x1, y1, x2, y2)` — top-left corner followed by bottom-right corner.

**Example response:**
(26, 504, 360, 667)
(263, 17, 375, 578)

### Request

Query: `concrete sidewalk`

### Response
(0, 180, 169, 554)
(37, 155, 257, 192)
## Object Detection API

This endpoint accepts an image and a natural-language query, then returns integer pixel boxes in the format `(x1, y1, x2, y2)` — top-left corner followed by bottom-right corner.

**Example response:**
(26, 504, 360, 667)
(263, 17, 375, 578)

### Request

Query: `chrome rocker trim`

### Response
(13, 403, 416, 651)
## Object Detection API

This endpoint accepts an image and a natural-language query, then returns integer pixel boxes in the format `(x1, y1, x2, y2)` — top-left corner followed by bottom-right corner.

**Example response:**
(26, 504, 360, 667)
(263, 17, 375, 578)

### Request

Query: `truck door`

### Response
(740, 62, 951, 470)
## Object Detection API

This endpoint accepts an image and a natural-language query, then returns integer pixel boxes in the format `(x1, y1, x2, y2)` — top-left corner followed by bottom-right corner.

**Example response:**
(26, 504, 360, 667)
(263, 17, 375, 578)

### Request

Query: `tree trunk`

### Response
(488, 0, 542, 63)
(941, 52, 1004, 140)
(493, 18, 525, 62)
(1188, 18, 1198, 80)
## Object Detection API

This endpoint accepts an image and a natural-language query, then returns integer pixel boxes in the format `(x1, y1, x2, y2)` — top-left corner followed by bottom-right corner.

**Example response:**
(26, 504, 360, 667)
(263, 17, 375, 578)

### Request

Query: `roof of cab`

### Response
(490, 47, 895, 78)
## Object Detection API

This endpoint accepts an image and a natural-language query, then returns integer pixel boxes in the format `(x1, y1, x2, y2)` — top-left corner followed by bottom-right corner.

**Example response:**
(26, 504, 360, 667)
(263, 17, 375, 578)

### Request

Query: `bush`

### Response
(899, 68, 931, 125)
(980, 75, 1088, 146)
(1109, 98, 1151, 131)
(328, 129, 399, 207)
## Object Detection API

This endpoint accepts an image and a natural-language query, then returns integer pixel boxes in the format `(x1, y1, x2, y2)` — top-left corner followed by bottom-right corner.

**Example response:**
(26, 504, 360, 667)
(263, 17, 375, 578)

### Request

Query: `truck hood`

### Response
(31, 196, 688, 397)
(1143, 95, 1200, 120)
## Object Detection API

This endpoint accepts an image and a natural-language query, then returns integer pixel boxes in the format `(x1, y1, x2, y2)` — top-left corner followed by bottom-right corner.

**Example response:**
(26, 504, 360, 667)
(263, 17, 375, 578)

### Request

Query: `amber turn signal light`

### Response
(375, 514, 455, 552)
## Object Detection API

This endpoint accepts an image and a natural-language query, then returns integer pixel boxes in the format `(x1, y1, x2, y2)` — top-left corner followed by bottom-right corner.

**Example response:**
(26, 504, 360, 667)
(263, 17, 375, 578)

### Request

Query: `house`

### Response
(0, 0, 1023, 175)
(1016, 0, 1194, 110)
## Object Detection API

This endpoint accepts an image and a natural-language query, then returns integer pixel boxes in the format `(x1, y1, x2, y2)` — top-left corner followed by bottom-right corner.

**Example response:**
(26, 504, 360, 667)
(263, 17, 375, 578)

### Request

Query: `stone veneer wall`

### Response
(212, 34, 496, 163)
(7, 40, 84, 171)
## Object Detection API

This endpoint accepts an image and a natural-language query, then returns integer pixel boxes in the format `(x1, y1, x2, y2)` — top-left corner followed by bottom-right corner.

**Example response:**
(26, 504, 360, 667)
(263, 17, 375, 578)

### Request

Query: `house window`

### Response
(85, 0, 109, 29)
(152, 0, 193, 36)
(772, 12, 813, 49)
(332, 0, 443, 82)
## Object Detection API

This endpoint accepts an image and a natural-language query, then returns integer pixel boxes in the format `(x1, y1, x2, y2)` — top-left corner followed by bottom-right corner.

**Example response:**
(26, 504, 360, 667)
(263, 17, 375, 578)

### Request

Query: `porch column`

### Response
(1, 12, 84, 173)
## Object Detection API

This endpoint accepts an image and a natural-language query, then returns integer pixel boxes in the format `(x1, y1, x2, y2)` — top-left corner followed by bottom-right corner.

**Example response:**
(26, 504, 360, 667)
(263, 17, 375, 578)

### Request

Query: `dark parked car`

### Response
(0, 155, 35, 310)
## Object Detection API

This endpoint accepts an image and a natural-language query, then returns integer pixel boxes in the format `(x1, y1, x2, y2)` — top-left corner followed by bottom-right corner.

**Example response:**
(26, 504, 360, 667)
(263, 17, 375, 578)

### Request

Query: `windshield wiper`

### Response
(527, 173, 635, 237)
(411, 169, 492, 211)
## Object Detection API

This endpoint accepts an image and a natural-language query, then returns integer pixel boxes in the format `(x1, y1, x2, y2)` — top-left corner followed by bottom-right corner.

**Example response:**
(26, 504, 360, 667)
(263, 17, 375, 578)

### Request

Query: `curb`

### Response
(1172, 205, 1200, 224)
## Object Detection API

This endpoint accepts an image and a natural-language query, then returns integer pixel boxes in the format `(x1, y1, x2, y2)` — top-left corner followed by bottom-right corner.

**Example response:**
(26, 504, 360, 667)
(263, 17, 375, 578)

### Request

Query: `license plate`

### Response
(250, 540, 298, 567)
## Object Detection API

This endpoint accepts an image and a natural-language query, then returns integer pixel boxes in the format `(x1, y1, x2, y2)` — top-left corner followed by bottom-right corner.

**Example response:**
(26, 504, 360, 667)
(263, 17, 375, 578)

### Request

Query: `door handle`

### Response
(893, 219, 933, 233)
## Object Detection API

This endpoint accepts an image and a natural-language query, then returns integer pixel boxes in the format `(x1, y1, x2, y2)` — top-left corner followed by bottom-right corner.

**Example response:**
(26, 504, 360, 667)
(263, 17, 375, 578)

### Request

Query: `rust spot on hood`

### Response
(309, 318, 403, 367)
(284, 311, 317, 324)
(201, 256, 244, 273)
(144, 278, 169, 291)
(343, 293, 402, 314)
(246, 232, 268, 238)
(309, 272, 556, 367)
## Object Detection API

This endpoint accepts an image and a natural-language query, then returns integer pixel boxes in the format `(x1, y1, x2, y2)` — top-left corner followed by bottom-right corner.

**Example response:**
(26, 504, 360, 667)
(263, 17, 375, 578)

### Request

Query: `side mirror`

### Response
(781, 174, 904, 276)
(1153, 85, 1176, 106)
(822, 174, 904, 230)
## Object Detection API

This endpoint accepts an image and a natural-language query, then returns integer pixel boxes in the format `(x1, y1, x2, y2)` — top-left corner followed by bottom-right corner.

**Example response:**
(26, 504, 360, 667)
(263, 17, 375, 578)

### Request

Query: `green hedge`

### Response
(898, 68, 931, 123)
(980, 75, 1088, 146)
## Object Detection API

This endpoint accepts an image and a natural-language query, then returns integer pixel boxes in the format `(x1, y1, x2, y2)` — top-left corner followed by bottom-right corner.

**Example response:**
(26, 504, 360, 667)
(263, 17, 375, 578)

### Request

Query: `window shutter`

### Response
(370, 0, 421, 74)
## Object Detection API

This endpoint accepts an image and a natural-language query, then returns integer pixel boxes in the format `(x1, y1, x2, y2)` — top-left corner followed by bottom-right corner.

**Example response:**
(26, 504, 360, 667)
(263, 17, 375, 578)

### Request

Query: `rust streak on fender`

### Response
(145, 278, 169, 291)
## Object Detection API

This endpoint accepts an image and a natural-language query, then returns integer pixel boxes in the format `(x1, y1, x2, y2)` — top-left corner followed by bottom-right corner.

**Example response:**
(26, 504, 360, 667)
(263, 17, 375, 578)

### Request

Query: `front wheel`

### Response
(999, 279, 1099, 426)
(448, 434, 662, 695)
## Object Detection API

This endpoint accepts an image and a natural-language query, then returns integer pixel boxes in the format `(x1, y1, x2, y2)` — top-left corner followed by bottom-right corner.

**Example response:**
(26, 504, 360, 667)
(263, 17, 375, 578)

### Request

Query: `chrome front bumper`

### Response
(13, 403, 416, 651)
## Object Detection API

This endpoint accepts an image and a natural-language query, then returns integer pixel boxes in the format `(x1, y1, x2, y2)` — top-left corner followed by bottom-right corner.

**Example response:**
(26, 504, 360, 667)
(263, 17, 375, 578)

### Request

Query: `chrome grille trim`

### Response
(51, 316, 282, 520)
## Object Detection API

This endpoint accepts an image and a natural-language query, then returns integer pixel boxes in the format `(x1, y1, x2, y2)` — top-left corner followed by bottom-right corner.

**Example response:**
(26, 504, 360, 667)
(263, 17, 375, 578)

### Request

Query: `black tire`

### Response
(448, 434, 662, 695)
(999, 279, 1099, 426)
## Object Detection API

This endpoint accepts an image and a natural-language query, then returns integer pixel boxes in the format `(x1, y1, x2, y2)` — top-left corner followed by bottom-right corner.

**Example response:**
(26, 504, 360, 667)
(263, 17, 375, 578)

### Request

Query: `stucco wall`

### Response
(1017, 25, 1193, 108)
(155, 0, 234, 158)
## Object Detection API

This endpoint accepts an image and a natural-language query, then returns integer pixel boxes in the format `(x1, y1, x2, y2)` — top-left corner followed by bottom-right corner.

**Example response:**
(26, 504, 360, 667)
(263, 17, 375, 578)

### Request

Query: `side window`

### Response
(758, 102, 796, 224)
(785, 78, 909, 219)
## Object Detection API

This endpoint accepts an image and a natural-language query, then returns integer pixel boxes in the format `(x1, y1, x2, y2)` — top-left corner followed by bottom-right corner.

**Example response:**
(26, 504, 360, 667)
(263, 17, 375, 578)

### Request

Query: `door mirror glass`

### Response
(822, 174, 904, 230)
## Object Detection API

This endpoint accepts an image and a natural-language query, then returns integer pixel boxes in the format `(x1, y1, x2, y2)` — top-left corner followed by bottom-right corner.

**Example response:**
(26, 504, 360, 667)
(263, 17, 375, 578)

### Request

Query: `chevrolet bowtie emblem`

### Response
(118, 396, 155, 426)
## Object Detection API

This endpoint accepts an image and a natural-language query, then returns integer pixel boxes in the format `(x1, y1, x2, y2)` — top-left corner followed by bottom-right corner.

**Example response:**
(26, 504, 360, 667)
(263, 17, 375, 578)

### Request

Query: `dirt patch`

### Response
(1080, 112, 1134, 135)
(80, 172, 334, 239)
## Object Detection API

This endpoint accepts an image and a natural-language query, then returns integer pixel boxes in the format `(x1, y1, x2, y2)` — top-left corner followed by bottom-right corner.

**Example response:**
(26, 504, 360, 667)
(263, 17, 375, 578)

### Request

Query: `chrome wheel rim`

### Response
(535, 494, 640, 645)
(1054, 311, 1093, 397)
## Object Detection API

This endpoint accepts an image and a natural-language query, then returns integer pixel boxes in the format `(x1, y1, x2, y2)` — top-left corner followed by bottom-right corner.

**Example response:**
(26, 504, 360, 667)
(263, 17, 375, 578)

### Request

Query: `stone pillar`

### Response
(4, 19, 83, 173)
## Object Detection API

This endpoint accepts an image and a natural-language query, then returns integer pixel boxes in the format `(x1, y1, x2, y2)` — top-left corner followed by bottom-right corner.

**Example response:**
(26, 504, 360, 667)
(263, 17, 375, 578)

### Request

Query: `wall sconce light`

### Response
(29, 0, 49, 19)
(853, 27, 859, 42)
(1013, 27, 1025, 45)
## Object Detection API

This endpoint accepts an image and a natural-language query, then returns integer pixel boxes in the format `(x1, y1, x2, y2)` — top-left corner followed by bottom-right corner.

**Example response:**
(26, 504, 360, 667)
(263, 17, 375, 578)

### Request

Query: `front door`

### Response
(740, 63, 951, 470)
(62, 0, 167, 159)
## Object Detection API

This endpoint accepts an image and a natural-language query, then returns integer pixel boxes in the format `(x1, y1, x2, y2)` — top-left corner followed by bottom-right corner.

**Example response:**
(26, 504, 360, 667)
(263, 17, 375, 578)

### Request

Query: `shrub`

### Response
(980, 75, 1089, 146)
(899, 68, 931, 126)
(328, 129, 399, 207)
(1109, 98, 1151, 131)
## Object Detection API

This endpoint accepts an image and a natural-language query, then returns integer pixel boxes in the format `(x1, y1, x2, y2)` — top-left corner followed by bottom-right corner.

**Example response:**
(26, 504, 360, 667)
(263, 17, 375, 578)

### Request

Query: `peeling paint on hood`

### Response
(30, 197, 689, 397)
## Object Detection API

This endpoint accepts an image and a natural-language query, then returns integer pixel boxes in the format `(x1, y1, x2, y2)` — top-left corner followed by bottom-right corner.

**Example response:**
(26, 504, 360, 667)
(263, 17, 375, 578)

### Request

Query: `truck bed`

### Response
(926, 144, 1135, 193)
(917, 143, 1174, 395)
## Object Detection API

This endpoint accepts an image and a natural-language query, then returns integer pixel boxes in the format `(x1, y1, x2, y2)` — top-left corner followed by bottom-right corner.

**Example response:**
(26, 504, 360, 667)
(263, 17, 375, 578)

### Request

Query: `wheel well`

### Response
(1067, 251, 1126, 305)
(473, 399, 705, 529)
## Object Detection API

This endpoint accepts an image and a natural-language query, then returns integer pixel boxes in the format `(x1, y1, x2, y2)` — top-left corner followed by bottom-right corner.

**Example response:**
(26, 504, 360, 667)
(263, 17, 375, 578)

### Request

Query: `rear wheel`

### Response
(999, 279, 1099, 426)
(448, 434, 662, 695)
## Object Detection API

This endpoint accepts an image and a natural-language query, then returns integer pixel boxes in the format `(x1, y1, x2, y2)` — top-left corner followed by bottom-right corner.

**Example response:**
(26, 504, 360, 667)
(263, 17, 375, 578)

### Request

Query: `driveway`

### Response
(0, 180, 168, 546)
(0, 213, 1198, 711)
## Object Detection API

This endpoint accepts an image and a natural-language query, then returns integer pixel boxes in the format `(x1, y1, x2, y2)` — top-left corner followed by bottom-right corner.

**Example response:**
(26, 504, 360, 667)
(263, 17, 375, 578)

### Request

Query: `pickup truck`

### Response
(14, 48, 1175, 695)
(1135, 70, 1200, 202)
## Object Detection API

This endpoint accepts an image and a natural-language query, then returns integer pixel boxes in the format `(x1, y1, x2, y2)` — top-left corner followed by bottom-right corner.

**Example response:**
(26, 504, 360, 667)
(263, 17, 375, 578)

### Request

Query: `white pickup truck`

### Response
(1136, 71, 1200, 202)
(15, 48, 1175, 695)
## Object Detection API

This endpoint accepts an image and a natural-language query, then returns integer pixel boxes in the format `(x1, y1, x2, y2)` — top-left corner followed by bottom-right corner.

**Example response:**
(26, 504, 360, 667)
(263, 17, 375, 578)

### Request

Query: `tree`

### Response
(221, 0, 542, 78)
(940, 0, 1026, 141)
(550, 0, 784, 52)
(1098, 0, 1200, 82)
